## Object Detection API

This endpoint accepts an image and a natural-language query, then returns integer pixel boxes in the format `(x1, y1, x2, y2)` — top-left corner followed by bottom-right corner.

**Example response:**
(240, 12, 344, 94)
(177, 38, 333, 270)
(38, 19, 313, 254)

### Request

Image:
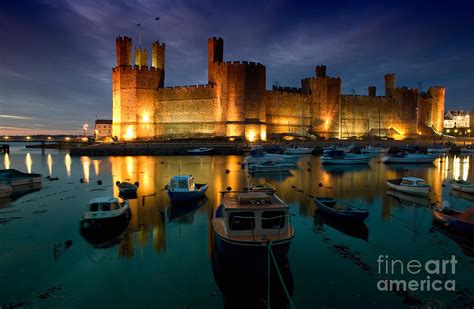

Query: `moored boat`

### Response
(212, 191, 294, 261)
(427, 145, 450, 153)
(80, 197, 131, 231)
(243, 182, 276, 193)
(165, 175, 208, 202)
(187, 147, 213, 154)
(244, 150, 299, 165)
(284, 145, 314, 155)
(320, 150, 372, 165)
(323, 143, 354, 154)
(360, 145, 389, 154)
(116, 181, 139, 196)
(247, 161, 295, 173)
(386, 177, 430, 196)
(460, 145, 474, 153)
(432, 205, 474, 236)
(451, 179, 474, 193)
(382, 153, 436, 164)
(0, 169, 42, 187)
(313, 197, 369, 224)
(0, 185, 12, 199)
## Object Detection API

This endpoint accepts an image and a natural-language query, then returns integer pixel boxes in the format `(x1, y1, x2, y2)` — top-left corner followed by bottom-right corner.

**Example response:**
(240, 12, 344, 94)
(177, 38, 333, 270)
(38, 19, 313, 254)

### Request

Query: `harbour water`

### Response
(1, 143, 473, 307)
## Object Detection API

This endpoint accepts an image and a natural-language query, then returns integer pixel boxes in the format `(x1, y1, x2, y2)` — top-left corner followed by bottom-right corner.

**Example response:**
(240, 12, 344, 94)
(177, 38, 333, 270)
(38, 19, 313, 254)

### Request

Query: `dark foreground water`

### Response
(1, 143, 473, 308)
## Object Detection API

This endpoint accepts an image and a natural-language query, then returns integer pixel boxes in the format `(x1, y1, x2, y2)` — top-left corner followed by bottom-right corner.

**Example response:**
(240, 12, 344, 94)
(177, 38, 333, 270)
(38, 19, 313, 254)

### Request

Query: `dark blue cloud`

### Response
(0, 0, 472, 134)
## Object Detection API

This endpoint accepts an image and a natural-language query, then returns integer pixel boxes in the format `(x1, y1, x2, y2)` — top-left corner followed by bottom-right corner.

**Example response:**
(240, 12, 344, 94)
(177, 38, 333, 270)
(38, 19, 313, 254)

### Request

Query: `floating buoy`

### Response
(116, 181, 121, 186)
(225, 169, 230, 174)
(291, 185, 296, 189)
(80, 178, 84, 183)
(226, 186, 232, 191)
(134, 181, 139, 187)
(97, 180, 102, 185)
(318, 183, 323, 187)
(307, 168, 311, 172)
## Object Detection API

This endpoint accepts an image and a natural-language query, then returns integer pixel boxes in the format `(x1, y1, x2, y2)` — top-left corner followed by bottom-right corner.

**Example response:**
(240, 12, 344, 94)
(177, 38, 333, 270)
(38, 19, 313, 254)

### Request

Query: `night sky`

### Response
(0, 0, 473, 135)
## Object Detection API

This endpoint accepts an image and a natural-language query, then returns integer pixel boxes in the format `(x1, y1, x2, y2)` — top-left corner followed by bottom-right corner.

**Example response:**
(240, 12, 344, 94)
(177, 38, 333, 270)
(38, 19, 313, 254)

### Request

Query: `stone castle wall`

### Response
(112, 35, 445, 141)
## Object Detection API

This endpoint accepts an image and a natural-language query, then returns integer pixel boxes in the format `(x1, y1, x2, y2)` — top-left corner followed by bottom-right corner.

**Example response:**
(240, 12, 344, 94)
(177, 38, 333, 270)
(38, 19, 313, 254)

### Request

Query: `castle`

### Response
(112, 35, 445, 141)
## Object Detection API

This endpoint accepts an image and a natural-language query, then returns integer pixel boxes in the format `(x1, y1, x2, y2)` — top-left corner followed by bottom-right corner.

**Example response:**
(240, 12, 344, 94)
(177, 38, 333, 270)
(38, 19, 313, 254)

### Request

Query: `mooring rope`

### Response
(267, 241, 296, 309)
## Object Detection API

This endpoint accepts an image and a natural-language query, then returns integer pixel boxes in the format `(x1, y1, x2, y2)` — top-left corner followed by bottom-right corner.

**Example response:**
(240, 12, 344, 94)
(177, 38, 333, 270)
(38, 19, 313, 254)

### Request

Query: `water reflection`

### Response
(314, 211, 369, 241)
(3, 153, 10, 169)
(25, 153, 32, 173)
(47, 154, 53, 176)
(65, 153, 72, 176)
(93, 160, 100, 176)
(81, 156, 90, 183)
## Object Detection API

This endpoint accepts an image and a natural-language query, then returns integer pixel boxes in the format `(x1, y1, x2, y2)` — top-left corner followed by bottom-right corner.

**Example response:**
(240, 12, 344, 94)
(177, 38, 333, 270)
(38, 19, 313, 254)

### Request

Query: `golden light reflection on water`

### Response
(3, 153, 10, 169)
(93, 160, 100, 176)
(65, 153, 71, 177)
(25, 153, 32, 173)
(81, 156, 90, 183)
(47, 154, 53, 176)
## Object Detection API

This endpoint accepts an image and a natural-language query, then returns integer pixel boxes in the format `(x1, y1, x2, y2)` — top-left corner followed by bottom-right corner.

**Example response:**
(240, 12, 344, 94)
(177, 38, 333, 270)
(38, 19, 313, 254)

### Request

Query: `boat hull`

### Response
(321, 156, 371, 165)
(432, 210, 474, 236)
(167, 185, 208, 202)
(314, 198, 369, 224)
(451, 182, 474, 194)
(382, 155, 435, 164)
(386, 181, 429, 196)
(80, 208, 131, 242)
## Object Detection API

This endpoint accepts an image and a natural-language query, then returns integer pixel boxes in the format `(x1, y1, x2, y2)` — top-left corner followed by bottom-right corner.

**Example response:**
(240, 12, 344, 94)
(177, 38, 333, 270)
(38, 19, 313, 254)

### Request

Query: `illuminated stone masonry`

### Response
(112, 35, 445, 141)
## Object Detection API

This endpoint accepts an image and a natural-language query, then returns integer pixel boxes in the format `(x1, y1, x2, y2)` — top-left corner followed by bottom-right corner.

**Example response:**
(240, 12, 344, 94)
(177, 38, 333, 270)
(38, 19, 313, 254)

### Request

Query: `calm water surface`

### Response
(1, 143, 473, 307)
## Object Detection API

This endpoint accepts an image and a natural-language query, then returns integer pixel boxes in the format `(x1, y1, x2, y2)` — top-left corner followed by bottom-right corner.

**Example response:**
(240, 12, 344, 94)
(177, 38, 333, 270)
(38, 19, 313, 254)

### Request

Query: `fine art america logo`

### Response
(377, 255, 457, 292)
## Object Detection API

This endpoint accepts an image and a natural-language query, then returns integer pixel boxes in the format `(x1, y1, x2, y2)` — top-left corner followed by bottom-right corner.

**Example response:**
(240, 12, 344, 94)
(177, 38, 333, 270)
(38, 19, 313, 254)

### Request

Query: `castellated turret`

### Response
(134, 48, 148, 67)
(112, 36, 162, 140)
(384, 73, 395, 97)
(428, 86, 446, 133)
(208, 37, 224, 85)
(152, 42, 165, 88)
(116, 36, 132, 66)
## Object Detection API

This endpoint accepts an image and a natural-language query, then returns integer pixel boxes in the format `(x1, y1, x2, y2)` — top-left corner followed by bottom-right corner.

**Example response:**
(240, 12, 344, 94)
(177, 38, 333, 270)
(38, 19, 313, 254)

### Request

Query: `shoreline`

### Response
(67, 139, 473, 156)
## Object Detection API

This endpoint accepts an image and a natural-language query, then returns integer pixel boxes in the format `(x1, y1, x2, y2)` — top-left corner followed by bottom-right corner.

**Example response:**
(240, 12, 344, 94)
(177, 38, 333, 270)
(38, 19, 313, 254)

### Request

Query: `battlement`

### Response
(152, 41, 165, 48)
(208, 37, 224, 43)
(157, 84, 215, 91)
(341, 94, 386, 99)
(271, 86, 302, 93)
(301, 76, 341, 83)
(112, 65, 159, 73)
(215, 60, 265, 69)
(116, 36, 132, 42)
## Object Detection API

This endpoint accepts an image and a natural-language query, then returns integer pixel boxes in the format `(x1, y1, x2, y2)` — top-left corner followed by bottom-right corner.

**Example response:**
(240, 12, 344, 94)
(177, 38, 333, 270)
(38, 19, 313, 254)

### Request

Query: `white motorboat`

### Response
(284, 145, 314, 155)
(323, 144, 354, 154)
(80, 197, 131, 230)
(382, 153, 436, 164)
(386, 177, 430, 196)
(187, 147, 213, 154)
(360, 145, 389, 154)
(0, 185, 12, 198)
(244, 150, 299, 165)
(247, 161, 295, 173)
(460, 145, 474, 153)
(321, 150, 372, 165)
(0, 169, 42, 187)
(451, 179, 474, 194)
(427, 145, 450, 153)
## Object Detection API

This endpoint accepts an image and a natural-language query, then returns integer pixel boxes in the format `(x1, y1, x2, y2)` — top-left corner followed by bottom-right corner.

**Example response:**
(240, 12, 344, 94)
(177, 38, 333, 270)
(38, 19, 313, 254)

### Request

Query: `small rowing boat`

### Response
(451, 179, 474, 194)
(386, 177, 430, 196)
(313, 197, 369, 224)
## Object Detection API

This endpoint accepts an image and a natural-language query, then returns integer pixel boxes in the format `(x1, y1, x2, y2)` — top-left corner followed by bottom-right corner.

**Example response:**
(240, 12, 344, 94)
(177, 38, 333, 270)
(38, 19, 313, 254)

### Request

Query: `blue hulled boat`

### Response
(165, 175, 208, 203)
(432, 206, 474, 237)
(313, 197, 369, 224)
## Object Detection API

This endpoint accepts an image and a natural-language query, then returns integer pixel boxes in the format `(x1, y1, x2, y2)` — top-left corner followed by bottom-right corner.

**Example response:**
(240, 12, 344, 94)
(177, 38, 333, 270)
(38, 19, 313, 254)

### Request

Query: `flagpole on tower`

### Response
(136, 23, 142, 47)
(155, 17, 160, 42)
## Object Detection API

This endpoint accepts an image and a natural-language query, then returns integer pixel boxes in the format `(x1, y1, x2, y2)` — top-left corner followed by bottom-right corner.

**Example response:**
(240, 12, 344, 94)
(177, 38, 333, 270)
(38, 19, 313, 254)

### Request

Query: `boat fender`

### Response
(134, 181, 139, 187)
(116, 181, 121, 186)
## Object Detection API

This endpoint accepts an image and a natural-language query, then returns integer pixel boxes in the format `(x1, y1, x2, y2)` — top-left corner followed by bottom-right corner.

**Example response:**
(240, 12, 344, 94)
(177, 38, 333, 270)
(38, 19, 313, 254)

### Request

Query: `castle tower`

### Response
(368, 86, 376, 97)
(428, 86, 446, 133)
(152, 41, 165, 88)
(384, 73, 395, 97)
(208, 37, 224, 85)
(134, 47, 148, 67)
(116, 36, 132, 66)
(301, 65, 341, 138)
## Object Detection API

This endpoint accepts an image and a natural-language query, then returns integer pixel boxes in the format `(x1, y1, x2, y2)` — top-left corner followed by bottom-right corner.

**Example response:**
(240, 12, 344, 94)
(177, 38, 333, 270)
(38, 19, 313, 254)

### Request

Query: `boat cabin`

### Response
(401, 177, 427, 187)
(83, 197, 128, 220)
(168, 175, 195, 192)
(220, 192, 291, 237)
